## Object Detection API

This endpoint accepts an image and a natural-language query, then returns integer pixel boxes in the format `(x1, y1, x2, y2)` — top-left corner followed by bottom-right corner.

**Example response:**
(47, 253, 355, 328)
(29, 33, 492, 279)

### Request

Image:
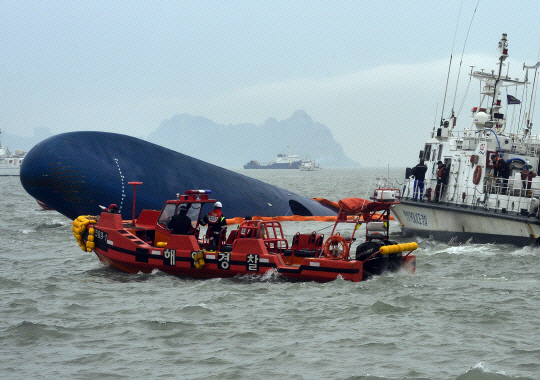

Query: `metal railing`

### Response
(398, 176, 540, 216)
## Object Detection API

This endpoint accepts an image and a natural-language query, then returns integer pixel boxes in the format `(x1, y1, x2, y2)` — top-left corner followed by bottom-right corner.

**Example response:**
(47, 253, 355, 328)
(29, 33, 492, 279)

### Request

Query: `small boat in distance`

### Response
(72, 186, 417, 282)
(244, 151, 302, 169)
(300, 159, 321, 171)
(0, 129, 26, 176)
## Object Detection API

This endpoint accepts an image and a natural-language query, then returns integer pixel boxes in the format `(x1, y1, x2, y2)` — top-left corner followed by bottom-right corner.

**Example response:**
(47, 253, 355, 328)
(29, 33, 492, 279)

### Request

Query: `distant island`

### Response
(5, 111, 359, 168)
(1, 127, 54, 152)
(147, 110, 359, 168)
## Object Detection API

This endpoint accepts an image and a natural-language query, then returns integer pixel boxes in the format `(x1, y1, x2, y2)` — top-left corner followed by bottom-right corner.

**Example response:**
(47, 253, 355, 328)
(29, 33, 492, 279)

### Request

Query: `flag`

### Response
(507, 95, 521, 104)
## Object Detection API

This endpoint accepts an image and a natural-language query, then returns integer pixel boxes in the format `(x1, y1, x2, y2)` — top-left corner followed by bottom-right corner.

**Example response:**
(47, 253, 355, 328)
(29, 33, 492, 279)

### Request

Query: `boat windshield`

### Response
(186, 203, 201, 223)
(158, 202, 206, 227)
(157, 203, 176, 226)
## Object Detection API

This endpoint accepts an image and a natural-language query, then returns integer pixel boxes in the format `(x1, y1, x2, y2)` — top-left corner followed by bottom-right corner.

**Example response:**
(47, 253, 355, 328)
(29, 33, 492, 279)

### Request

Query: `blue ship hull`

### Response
(20, 132, 336, 220)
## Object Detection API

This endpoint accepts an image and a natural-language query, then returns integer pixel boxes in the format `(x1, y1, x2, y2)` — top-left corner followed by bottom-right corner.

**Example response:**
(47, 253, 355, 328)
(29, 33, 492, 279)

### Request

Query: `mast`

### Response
(490, 34, 509, 121)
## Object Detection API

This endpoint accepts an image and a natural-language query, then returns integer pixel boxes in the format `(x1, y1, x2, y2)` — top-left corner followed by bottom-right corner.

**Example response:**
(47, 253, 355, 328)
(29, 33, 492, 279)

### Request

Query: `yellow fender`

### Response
(379, 242, 418, 255)
(191, 251, 205, 269)
(73, 215, 98, 253)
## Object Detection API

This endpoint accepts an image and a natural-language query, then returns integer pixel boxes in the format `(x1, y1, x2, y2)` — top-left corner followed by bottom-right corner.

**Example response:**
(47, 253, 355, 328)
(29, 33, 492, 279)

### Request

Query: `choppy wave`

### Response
(2, 172, 540, 379)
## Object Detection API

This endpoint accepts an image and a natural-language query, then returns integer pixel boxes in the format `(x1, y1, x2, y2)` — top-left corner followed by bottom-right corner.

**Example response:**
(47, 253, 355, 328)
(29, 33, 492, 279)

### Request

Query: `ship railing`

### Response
(445, 177, 537, 215)
(400, 177, 538, 216)
(482, 177, 539, 215)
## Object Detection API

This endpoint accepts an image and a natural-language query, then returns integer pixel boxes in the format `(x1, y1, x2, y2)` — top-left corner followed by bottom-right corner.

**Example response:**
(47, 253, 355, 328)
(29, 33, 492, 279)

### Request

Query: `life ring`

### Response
(323, 235, 349, 259)
(472, 165, 482, 185)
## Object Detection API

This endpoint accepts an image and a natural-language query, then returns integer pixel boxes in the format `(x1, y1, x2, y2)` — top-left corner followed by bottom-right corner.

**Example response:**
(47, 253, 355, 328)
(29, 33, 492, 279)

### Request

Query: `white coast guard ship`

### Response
(392, 34, 540, 246)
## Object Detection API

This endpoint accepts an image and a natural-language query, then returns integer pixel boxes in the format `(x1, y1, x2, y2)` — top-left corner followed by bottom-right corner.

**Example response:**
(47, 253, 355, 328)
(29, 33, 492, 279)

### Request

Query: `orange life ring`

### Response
(323, 235, 349, 259)
(472, 165, 482, 185)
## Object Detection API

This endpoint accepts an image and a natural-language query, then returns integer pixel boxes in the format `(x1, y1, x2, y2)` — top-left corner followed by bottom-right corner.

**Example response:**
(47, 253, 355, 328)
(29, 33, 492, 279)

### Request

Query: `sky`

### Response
(2, 0, 540, 167)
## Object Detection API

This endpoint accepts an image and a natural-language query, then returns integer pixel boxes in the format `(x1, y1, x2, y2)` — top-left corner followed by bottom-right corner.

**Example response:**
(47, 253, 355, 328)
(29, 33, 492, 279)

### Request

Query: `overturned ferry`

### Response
(20, 132, 336, 220)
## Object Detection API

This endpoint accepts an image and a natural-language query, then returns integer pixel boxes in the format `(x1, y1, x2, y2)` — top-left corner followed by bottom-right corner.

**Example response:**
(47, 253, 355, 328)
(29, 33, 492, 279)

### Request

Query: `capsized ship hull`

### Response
(20, 132, 337, 220)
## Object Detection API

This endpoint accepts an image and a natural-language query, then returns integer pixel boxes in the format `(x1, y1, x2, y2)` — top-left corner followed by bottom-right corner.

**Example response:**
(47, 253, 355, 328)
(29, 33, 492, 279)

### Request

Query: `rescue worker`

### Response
(106, 204, 119, 213)
(200, 201, 227, 249)
(167, 205, 193, 235)
(492, 155, 510, 194)
(412, 158, 428, 201)
(434, 161, 449, 202)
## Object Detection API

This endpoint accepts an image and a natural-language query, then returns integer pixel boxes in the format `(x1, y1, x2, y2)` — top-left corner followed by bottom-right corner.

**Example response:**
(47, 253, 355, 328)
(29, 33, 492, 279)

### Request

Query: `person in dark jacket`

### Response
(434, 161, 449, 202)
(412, 158, 428, 201)
(492, 155, 510, 194)
(168, 205, 193, 235)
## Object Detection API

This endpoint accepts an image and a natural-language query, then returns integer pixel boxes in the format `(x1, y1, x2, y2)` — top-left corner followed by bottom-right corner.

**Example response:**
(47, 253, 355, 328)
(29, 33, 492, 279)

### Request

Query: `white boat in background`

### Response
(0, 129, 25, 176)
(300, 159, 321, 171)
(391, 34, 540, 246)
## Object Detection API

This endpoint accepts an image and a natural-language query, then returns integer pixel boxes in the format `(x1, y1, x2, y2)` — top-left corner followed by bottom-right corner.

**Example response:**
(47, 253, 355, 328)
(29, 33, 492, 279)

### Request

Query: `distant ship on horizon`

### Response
(0, 129, 26, 176)
(244, 151, 302, 169)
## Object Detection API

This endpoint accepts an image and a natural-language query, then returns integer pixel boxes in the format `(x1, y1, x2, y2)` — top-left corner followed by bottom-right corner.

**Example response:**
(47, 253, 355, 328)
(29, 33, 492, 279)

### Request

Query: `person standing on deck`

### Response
(492, 155, 510, 194)
(412, 158, 428, 201)
(434, 161, 449, 202)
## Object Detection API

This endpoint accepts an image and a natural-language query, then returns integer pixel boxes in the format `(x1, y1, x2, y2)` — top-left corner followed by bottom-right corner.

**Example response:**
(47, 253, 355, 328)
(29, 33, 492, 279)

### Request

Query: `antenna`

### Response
(440, 0, 464, 123)
(451, 0, 480, 116)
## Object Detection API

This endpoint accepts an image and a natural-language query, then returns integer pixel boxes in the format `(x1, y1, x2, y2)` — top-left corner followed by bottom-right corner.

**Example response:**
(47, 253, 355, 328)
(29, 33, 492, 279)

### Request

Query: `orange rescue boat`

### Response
(72, 185, 417, 282)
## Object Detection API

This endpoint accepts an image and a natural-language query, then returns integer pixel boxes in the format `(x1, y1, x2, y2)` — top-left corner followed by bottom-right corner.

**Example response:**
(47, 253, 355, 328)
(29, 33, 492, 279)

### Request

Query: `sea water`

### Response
(1, 169, 539, 380)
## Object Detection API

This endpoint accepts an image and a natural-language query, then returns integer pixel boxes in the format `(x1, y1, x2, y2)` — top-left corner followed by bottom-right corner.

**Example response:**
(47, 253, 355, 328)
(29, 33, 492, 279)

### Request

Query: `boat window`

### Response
(187, 204, 201, 222)
(423, 144, 432, 161)
(431, 149, 437, 162)
(437, 145, 443, 161)
(158, 204, 176, 226)
(444, 158, 452, 169)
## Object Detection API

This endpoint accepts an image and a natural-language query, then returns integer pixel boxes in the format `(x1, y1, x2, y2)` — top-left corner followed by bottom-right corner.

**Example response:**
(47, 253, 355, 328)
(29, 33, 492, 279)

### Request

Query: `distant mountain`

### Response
(147, 110, 359, 167)
(7, 112, 359, 168)
(1, 127, 53, 152)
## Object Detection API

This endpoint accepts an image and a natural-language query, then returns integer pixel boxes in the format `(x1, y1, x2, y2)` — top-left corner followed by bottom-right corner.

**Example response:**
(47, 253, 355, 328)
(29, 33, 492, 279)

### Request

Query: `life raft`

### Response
(472, 165, 482, 185)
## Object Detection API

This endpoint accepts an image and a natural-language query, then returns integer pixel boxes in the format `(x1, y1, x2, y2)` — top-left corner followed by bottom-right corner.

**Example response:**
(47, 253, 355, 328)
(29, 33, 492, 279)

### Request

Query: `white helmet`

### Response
(214, 201, 222, 208)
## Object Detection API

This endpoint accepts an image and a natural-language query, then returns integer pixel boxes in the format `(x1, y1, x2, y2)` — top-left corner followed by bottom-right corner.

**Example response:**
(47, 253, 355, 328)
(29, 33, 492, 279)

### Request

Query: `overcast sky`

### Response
(2, 1, 540, 167)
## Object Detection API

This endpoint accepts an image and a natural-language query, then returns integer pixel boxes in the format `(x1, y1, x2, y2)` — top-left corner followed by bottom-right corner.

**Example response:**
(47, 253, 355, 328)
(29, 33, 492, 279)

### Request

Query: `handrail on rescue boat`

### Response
(330, 188, 401, 254)
(128, 181, 143, 225)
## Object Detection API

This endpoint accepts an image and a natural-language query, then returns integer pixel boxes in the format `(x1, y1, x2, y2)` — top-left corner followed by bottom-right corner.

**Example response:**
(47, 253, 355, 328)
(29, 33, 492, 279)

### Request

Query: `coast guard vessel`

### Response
(393, 34, 540, 246)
